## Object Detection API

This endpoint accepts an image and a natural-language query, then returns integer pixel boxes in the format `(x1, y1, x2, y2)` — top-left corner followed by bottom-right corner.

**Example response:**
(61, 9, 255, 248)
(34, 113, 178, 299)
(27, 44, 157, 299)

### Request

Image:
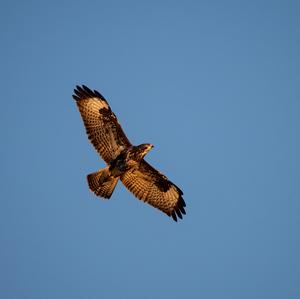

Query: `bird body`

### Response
(73, 85, 186, 221)
(109, 144, 153, 176)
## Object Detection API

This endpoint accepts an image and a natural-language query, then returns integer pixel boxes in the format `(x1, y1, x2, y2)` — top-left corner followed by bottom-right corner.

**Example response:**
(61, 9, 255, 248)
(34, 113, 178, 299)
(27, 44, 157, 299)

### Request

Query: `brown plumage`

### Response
(72, 85, 186, 221)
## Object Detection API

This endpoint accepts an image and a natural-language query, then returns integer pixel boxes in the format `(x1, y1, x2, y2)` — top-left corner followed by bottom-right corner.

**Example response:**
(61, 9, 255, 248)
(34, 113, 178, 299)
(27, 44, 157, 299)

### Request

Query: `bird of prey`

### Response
(72, 85, 186, 221)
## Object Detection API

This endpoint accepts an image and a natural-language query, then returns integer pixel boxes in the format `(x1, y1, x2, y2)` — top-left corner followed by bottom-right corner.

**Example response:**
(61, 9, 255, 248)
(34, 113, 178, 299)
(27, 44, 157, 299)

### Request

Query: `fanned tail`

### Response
(87, 167, 119, 199)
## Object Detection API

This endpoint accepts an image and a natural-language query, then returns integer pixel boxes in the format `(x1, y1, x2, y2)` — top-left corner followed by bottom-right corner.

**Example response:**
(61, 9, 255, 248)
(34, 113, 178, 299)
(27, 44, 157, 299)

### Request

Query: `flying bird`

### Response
(72, 85, 186, 221)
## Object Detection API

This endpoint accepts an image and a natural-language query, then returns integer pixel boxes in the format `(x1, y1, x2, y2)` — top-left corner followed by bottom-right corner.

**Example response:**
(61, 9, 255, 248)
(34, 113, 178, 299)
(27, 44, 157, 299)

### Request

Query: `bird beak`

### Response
(147, 144, 154, 152)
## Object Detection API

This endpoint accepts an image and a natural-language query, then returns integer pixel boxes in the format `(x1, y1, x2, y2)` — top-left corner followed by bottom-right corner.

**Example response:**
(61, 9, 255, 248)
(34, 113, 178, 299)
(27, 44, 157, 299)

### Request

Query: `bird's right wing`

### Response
(120, 160, 186, 221)
(73, 85, 132, 164)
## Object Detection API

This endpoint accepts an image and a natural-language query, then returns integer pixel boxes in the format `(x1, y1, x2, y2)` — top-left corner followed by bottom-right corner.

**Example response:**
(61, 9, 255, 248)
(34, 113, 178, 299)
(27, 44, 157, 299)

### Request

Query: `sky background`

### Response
(1, 1, 300, 298)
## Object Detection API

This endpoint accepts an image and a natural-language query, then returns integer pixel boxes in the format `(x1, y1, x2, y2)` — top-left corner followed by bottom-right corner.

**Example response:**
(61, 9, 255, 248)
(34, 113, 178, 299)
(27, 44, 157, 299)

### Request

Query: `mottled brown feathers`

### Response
(120, 160, 186, 221)
(73, 85, 131, 164)
(73, 85, 186, 221)
(87, 168, 119, 199)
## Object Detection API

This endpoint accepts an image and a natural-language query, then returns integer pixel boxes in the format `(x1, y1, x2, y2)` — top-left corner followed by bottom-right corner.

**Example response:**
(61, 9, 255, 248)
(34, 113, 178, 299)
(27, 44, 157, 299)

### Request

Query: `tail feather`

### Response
(87, 167, 119, 199)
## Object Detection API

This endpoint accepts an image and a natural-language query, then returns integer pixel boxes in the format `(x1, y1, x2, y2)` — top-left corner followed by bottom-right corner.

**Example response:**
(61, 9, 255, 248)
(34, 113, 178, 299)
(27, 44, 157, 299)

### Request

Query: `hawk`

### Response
(72, 85, 186, 221)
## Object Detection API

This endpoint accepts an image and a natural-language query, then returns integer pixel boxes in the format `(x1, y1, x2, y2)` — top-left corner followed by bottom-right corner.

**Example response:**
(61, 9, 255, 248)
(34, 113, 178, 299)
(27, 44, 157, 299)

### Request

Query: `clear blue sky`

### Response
(1, 1, 299, 298)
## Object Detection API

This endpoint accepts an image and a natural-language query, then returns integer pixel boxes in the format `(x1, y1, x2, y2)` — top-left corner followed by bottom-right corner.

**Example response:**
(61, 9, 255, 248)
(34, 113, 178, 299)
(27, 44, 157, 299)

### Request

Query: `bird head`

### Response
(136, 143, 154, 159)
(141, 143, 154, 153)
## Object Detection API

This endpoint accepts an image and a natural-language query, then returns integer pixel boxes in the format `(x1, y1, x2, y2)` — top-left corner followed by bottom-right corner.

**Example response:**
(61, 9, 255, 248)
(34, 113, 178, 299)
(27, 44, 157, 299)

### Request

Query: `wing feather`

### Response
(120, 160, 186, 221)
(72, 85, 131, 164)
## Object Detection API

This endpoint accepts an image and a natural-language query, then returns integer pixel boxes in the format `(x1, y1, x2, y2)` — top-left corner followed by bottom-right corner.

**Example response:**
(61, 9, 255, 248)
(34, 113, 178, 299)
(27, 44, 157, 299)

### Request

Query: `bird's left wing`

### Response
(120, 160, 186, 221)
(73, 85, 132, 164)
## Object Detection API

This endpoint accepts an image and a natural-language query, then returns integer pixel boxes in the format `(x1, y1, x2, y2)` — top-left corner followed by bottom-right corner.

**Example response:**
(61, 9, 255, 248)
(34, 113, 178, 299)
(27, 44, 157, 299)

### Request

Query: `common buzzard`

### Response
(72, 85, 186, 221)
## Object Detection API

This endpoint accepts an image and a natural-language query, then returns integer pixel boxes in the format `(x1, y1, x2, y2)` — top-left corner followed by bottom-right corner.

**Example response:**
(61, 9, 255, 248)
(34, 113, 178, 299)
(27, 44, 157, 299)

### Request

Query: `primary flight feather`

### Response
(72, 85, 186, 221)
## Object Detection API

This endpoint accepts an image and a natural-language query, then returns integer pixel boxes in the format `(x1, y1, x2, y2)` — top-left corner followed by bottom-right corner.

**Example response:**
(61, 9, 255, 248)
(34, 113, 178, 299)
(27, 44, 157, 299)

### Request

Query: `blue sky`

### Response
(1, 1, 300, 298)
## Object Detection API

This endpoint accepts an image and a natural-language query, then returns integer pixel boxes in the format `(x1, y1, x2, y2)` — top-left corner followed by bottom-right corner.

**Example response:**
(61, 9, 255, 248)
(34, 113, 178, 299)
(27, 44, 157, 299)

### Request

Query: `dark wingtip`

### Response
(179, 204, 186, 215)
(171, 212, 178, 222)
(181, 198, 186, 207)
(171, 196, 186, 222)
(94, 89, 108, 102)
(72, 85, 107, 102)
(175, 207, 183, 219)
(72, 94, 80, 101)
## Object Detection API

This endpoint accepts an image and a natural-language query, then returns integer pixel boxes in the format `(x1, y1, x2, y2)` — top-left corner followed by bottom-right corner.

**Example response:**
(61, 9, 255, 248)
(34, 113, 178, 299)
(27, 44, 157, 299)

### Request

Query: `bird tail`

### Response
(87, 167, 119, 199)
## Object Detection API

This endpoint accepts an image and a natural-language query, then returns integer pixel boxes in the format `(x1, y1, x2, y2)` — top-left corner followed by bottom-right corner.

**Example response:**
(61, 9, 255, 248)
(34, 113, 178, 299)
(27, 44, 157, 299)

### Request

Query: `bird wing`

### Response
(73, 85, 132, 164)
(120, 160, 186, 221)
